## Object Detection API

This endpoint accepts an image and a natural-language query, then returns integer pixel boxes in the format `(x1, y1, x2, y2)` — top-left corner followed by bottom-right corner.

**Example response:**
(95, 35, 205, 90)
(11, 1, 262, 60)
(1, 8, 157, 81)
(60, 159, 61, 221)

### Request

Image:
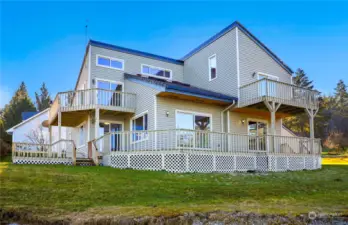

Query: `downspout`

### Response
(220, 100, 237, 133)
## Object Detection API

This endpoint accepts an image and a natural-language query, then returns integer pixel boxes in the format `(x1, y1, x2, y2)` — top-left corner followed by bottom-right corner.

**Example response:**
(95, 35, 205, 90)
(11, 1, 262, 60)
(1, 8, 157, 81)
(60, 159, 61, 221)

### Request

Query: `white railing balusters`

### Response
(93, 129, 321, 156)
(239, 78, 320, 109)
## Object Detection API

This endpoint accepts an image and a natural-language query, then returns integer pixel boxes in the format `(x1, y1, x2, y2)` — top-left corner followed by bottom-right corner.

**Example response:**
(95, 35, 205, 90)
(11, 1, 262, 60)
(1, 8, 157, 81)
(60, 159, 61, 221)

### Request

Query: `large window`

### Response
(131, 112, 148, 141)
(209, 54, 217, 81)
(176, 111, 211, 148)
(141, 64, 172, 79)
(96, 55, 124, 70)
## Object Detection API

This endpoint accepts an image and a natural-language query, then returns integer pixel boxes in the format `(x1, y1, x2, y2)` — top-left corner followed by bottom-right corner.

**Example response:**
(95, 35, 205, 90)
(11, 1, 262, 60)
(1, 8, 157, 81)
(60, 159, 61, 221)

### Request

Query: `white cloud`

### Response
(0, 85, 12, 108)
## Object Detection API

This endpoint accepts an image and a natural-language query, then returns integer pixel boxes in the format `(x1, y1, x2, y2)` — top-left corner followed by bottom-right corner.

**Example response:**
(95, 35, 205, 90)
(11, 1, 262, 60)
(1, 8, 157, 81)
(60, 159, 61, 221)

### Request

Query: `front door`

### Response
(248, 121, 267, 151)
(99, 122, 123, 152)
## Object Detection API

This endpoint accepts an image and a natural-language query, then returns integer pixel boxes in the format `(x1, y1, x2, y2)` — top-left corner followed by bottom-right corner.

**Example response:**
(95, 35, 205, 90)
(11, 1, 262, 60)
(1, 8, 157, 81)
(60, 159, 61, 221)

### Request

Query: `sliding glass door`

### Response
(97, 80, 123, 107)
(176, 111, 211, 149)
(99, 122, 123, 152)
(248, 121, 267, 151)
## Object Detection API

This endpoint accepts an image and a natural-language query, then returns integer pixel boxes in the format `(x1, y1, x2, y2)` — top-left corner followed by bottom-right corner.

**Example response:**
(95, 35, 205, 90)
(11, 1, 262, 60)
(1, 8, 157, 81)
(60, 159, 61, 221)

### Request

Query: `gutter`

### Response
(220, 100, 237, 133)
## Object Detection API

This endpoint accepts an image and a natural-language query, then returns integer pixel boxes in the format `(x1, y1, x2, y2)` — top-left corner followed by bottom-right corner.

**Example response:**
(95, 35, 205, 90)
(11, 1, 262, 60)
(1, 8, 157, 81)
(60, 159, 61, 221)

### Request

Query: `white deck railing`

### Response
(239, 79, 320, 109)
(93, 129, 321, 156)
(12, 139, 77, 162)
(57, 88, 136, 112)
(49, 88, 136, 123)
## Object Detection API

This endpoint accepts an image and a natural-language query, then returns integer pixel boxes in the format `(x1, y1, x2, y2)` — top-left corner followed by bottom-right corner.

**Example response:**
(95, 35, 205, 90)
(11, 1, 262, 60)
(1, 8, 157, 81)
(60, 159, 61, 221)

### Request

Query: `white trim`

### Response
(208, 54, 217, 81)
(175, 109, 213, 131)
(257, 72, 279, 81)
(140, 64, 172, 80)
(96, 54, 124, 71)
(6, 108, 49, 133)
(87, 115, 90, 141)
(227, 111, 230, 133)
(88, 46, 91, 89)
(95, 78, 124, 91)
(154, 96, 157, 145)
(130, 110, 149, 143)
(99, 120, 124, 131)
(236, 27, 240, 104)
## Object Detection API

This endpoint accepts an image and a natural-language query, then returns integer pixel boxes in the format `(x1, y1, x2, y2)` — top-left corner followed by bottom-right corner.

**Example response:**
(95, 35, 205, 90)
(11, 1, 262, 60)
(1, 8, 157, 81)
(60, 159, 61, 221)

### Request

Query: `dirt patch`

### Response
(1, 208, 347, 225)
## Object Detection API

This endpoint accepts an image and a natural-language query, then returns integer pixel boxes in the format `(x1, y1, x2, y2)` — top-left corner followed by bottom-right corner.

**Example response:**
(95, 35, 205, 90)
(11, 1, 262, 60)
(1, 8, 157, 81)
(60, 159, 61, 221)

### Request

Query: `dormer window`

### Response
(209, 54, 217, 81)
(141, 64, 172, 80)
(96, 54, 124, 70)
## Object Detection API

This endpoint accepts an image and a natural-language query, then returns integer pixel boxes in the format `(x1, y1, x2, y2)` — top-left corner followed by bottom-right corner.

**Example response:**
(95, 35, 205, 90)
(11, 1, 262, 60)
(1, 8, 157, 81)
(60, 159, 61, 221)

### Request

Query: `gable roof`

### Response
(89, 40, 184, 65)
(181, 21, 293, 74)
(6, 108, 49, 134)
(125, 73, 237, 103)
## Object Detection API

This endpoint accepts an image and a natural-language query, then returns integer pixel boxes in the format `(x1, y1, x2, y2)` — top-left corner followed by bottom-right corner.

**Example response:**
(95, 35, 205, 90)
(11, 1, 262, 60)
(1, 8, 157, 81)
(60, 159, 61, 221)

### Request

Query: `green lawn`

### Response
(1, 163, 348, 221)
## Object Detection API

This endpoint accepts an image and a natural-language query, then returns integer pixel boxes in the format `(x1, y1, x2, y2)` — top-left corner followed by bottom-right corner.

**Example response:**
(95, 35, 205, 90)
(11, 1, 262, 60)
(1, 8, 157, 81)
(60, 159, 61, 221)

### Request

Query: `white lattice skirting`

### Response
(107, 152, 321, 173)
(13, 157, 73, 165)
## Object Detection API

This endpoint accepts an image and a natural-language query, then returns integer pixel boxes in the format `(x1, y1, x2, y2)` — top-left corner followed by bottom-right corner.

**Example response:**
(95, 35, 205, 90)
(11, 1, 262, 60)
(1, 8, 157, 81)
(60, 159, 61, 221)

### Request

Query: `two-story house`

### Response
(12, 21, 321, 172)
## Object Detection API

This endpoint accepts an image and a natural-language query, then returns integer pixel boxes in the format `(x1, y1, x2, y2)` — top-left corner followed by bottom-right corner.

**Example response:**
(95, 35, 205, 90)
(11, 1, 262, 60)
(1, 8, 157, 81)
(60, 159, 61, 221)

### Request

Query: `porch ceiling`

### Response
(157, 92, 231, 106)
(237, 102, 305, 117)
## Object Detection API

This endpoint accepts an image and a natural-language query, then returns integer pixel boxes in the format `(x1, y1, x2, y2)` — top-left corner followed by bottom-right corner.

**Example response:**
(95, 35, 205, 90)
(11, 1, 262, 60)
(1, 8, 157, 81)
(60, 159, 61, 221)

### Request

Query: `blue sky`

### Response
(1, 1, 348, 108)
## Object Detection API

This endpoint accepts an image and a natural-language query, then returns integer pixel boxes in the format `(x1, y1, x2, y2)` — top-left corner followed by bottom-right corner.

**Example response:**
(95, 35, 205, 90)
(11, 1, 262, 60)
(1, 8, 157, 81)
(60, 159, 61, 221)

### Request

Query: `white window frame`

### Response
(130, 110, 149, 143)
(175, 110, 213, 150)
(98, 120, 124, 152)
(96, 54, 124, 71)
(247, 118, 269, 152)
(208, 54, 217, 81)
(141, 64, 172, 80)
(95, 78, 124, 107)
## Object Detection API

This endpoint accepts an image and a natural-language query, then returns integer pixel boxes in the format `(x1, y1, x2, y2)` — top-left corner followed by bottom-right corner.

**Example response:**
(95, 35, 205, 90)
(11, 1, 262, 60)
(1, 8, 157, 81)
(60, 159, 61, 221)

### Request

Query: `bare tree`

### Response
(25, 125, 48, 145)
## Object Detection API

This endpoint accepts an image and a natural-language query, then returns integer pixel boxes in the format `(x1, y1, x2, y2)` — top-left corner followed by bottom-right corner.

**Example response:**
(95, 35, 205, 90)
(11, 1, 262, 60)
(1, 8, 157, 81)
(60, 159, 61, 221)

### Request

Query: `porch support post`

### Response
(95, 108, 100, 139)
(264, 101, 281, 135)
(58, 110, 62, 140)
(49, 126, 52, 145)
(305, 108, 318, 139)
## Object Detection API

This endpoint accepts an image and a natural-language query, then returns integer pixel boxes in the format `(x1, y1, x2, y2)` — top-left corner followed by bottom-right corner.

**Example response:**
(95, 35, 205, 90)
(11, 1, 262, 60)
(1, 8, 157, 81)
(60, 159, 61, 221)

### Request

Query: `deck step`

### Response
(76, 158, 95, 166)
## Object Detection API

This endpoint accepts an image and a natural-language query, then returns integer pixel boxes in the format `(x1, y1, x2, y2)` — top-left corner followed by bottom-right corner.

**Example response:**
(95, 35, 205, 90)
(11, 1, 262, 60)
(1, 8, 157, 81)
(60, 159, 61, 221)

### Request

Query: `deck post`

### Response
(95, 108, 100, 140)
(263, 101, 281, 135)
(58, 110, 62, 140)
(305, 108, 318, 152)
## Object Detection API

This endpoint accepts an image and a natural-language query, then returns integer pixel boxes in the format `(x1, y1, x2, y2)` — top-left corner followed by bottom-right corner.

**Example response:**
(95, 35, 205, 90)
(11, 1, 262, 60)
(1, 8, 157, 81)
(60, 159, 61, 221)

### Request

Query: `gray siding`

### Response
(157, 96, 224, 132)
(238, 30, 292, 86)
(90, 46, 184, 87)
(229, 111, 281, 135)
(125, 80, 161, 131)
(183, 28, 238, 98)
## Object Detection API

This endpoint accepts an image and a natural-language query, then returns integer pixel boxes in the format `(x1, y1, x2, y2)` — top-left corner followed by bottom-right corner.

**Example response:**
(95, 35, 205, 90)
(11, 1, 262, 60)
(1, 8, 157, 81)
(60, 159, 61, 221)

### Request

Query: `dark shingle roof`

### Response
(125, 73, 238, 103)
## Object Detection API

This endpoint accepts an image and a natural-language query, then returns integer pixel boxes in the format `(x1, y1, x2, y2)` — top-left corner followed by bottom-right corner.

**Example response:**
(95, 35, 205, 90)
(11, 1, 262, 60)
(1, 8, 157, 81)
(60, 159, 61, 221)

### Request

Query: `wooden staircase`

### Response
(76, 158, 95, 166)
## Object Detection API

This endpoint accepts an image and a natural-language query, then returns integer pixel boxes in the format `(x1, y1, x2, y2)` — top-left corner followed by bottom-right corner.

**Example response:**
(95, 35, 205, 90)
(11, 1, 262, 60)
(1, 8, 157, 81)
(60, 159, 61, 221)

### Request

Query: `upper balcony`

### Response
(49, 88, 136, 126)
(239, 79, 320, 113)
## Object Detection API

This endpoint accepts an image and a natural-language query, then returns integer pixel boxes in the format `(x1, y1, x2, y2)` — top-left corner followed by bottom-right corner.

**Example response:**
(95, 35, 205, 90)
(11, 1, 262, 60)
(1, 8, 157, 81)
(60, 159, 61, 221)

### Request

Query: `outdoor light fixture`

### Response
(252, 72, 257, 78)
(166, 111, 170, 117)
(241, 119, 246, 125)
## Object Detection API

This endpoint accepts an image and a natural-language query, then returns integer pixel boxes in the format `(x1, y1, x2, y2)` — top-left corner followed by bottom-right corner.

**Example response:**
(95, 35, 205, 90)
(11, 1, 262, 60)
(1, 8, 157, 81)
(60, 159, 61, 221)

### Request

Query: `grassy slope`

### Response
(1, 164, 348, 219)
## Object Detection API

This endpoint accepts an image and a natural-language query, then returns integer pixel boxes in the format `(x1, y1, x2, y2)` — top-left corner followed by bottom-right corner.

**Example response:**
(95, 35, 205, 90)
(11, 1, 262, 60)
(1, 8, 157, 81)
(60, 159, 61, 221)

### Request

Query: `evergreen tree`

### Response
(292, 68, 314, 89)
(2, 82, 36, 143)
(284, 68, 314, 137)
(334, 80, 348, 113)
(35, 82, 51, 111)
